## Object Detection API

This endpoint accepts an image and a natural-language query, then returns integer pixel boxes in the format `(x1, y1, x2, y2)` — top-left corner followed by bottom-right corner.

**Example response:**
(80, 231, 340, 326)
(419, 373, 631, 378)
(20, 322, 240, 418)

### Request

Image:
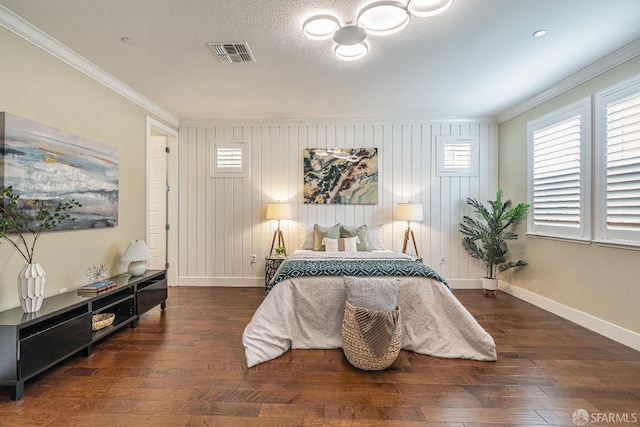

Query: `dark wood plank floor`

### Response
(1, 287, 638, 426)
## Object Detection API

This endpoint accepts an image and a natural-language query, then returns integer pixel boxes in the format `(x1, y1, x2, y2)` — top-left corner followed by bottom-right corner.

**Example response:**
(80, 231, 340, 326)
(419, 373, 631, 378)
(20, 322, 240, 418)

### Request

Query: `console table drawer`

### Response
(20, 311, 92, 378)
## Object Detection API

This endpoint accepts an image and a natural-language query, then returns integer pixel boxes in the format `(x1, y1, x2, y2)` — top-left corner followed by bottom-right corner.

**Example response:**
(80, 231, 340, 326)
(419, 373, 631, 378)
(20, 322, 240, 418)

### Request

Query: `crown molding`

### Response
(498, 38, 640, 124)
(0, 5, 180, 127)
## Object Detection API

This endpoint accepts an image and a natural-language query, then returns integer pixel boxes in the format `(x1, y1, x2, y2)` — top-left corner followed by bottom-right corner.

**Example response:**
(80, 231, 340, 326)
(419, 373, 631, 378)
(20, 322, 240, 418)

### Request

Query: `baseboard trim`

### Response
(499, 281, 640, 352)
(448, 279, 482, 289)
(178, 277, 263, 287)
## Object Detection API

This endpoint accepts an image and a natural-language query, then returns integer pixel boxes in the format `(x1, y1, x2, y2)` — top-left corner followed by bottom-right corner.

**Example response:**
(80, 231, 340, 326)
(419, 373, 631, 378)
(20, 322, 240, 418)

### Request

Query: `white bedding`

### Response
(242, 251, 497, 367)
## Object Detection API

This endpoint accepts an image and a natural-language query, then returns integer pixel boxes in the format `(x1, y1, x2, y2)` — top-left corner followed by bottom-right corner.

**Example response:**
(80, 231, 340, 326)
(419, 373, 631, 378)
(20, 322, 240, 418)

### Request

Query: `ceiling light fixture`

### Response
(357, 1, 410, 36)
(407, 0, 454, 17)
(532, 29, 547, 38)
(302, 0, 453, 61)
(302, 15, 340, 40)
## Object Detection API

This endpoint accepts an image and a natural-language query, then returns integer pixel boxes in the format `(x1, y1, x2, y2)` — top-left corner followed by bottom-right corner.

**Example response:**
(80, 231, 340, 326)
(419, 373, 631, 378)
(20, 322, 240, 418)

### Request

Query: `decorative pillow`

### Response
(344, 276, 400, 312)
(314, 223, 342, 251)
(367, 225, 385, 250)
(341, 224, 370, 251)
(322, 237, 340, 252)
(298, 225, 315, 250)
(322, 236, 359, 252)
(342, 236, 359, 252)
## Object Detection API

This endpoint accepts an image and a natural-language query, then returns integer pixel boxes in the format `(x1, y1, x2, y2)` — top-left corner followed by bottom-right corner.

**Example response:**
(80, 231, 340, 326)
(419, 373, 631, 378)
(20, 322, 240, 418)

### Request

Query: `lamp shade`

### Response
(121, 240, 152, 262)
(266, 203, 292, 220)
(396, 203, 423, 221)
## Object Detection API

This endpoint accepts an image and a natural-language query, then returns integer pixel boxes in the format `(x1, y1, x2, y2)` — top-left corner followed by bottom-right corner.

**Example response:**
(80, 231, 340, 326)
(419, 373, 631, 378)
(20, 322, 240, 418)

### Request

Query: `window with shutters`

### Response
(436, 135, 479, 177)
(527, 97, 591, 240)
(210, 139, 250, 178)
(595, 74, 640, 247)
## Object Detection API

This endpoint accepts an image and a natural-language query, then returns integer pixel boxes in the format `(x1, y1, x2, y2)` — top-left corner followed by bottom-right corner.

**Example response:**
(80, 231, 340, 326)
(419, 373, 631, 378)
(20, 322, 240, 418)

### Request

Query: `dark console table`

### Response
(0, 269, 167, 400)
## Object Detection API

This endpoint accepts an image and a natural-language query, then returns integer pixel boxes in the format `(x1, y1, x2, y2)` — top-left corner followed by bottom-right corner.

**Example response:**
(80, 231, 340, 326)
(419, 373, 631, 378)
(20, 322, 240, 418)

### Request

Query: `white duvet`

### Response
(242, 251, 497, 367)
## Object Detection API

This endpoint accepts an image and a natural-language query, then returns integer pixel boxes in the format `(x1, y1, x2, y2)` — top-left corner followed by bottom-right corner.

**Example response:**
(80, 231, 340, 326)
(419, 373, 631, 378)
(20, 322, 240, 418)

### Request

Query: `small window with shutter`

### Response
(436, 135, 479, 177)
(595, 74, 640, 247)
(210, 139, 250, 178)
(527, 97, 591, 240)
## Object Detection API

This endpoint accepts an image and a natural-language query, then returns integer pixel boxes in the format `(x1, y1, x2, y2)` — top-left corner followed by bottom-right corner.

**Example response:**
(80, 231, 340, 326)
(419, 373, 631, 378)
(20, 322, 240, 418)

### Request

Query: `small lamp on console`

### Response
(396, 202, 423, 258)
(121, 240, 152, 276)
(266, 202, 292, 256)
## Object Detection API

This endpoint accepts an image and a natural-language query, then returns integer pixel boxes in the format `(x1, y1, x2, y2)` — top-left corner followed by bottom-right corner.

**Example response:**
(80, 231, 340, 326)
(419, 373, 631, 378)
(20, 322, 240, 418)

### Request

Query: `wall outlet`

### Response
(59, 288, 67, 294)
(250, 254, 257, 264)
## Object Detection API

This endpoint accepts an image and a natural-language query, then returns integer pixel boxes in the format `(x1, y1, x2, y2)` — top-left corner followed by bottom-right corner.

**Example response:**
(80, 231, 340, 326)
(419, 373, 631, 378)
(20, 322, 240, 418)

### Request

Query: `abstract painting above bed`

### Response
(243, 251, 497, 368)
(303, 148, 378, 204)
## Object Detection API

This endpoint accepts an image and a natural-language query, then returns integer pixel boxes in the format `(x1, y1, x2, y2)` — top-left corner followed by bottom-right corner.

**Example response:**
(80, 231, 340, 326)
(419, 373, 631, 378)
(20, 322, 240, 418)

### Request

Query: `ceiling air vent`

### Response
(207, 42, 255, 63)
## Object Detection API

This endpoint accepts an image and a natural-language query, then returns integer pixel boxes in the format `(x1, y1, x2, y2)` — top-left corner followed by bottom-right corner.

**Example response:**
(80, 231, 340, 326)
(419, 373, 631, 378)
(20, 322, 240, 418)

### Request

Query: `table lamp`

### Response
(396, 202, 423, 257)
(266, 202, 292, 256)
(121, 240, 152, 276)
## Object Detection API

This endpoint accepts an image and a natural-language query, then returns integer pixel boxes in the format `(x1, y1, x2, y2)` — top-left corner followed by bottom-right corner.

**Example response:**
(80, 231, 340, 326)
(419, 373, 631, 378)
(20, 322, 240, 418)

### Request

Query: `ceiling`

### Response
(2, 0, 640, 122)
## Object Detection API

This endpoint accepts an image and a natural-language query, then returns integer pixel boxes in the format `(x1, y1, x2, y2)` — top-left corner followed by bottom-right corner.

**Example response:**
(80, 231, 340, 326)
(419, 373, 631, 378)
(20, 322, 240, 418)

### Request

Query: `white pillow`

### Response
(298, 225, 315, 250)
(367, 225, 385, 250)
(342, 236, 359, 252)
(322, 236, 359, 252)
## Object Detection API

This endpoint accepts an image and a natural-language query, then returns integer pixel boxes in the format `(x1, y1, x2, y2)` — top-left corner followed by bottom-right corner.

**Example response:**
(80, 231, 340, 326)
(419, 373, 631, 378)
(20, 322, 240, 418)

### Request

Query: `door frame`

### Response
(146, 116, 179, 287)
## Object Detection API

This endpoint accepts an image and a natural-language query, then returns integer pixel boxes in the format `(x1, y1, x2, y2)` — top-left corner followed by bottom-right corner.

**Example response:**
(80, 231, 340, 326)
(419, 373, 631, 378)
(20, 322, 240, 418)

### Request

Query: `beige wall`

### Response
(0, 27, 162, 312)
(499, 55, 640, 334)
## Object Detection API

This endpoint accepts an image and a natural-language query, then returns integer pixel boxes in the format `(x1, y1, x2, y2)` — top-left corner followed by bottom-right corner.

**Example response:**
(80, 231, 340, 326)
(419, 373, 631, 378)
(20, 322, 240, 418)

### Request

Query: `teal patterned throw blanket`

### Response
(266, 258, 449, 296)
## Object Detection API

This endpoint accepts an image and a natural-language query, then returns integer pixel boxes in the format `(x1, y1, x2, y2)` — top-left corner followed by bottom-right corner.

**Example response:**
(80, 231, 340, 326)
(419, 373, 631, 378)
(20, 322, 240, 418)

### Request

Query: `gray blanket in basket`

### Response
(354, 306, 399, 357)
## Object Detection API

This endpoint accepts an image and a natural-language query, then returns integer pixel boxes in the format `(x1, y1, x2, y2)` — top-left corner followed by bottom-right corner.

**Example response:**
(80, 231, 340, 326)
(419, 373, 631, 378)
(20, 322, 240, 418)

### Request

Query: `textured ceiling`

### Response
(1, 0, 640, 122)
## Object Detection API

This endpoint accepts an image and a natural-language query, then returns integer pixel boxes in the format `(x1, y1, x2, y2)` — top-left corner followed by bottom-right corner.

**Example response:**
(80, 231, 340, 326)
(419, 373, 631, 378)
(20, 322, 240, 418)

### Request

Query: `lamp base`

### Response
(402, 229, 420, 258)
(128, 261, 147, 276)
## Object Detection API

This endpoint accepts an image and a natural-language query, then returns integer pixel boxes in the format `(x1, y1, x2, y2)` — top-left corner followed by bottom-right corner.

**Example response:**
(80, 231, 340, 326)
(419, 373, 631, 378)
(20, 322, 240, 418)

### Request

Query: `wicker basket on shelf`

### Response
(341, 300, 401, 371)
(92, 313, 115, 331)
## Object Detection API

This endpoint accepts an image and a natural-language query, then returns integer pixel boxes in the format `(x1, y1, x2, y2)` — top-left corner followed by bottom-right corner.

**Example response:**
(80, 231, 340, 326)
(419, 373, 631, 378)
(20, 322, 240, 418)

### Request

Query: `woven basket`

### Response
(341, 300, 401, 371)
(92, 313, 115, 331)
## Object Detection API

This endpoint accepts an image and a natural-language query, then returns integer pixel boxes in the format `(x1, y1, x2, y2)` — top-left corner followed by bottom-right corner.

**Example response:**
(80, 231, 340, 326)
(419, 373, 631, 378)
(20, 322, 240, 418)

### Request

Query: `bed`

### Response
(243, 248, 497, 368)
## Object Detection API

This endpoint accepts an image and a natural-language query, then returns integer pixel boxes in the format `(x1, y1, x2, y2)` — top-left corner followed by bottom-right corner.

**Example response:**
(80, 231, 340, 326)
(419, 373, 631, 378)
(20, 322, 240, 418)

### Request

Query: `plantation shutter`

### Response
(210, 140, 250, 178)
(216, 146, 243, 168)
(436, 136, 478, 176)
(527, 98, 590, 240)
(604, 93, 640, 230)
(596, 75, 640, 246)
(531, 116, 582, 227)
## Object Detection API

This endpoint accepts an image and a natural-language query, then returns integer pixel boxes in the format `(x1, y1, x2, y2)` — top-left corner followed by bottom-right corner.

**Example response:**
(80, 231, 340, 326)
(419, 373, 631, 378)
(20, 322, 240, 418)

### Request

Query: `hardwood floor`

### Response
(1, 287, 638, 426)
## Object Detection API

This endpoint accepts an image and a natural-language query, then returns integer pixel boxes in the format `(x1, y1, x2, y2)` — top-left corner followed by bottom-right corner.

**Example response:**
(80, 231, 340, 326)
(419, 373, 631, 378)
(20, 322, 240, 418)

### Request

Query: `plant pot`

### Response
(482, 277, 498, 297)
(18, 263, 46, 313)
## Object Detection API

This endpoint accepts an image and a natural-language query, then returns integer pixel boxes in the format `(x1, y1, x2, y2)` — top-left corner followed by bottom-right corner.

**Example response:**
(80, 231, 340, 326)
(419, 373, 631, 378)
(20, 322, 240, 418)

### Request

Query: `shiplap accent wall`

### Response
(178, 120, 498, 288)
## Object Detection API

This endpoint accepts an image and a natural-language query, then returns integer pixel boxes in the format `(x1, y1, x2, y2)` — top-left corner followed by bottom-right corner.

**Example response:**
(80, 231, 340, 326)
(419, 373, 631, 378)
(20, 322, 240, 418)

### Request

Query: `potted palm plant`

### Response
(459, 190, 529, 296)
(0, 186, 81, 312)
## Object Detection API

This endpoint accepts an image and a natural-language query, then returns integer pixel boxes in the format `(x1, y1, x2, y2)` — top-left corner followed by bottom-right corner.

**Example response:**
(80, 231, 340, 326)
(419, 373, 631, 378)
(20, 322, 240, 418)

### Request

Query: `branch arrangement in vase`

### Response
(0, 186, 81, 263)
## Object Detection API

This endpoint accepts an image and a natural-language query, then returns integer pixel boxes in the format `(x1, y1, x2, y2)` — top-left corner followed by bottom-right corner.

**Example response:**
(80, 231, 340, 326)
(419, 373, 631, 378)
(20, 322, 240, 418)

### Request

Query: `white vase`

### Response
(17, 263, 46, 313)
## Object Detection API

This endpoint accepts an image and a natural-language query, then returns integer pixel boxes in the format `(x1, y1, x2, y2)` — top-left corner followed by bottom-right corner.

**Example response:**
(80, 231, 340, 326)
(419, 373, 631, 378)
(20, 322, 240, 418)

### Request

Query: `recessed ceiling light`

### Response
(121, 37, 136, 45)
(532, 29, 547, 38)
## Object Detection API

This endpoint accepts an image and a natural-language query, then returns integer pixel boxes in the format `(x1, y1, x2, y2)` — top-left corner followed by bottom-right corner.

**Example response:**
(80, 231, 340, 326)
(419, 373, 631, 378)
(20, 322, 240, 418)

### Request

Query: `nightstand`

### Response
(265, 256, 285, 288)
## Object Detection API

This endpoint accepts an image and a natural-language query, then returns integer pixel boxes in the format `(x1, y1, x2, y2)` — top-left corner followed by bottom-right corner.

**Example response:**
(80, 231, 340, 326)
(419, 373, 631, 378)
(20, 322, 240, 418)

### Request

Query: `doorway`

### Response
(146, 117, 179, 286)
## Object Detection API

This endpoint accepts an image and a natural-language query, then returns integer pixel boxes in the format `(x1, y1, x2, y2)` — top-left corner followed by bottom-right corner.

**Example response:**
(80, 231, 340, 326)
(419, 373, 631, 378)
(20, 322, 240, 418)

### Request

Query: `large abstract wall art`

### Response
(0, 112, 119, 230)
(303, 147, 378, 204)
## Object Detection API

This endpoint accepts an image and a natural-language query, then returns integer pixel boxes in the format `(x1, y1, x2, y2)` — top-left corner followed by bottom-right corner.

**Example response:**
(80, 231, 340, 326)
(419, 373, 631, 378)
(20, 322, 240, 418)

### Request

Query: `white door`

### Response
(149, 135, 167, 270)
